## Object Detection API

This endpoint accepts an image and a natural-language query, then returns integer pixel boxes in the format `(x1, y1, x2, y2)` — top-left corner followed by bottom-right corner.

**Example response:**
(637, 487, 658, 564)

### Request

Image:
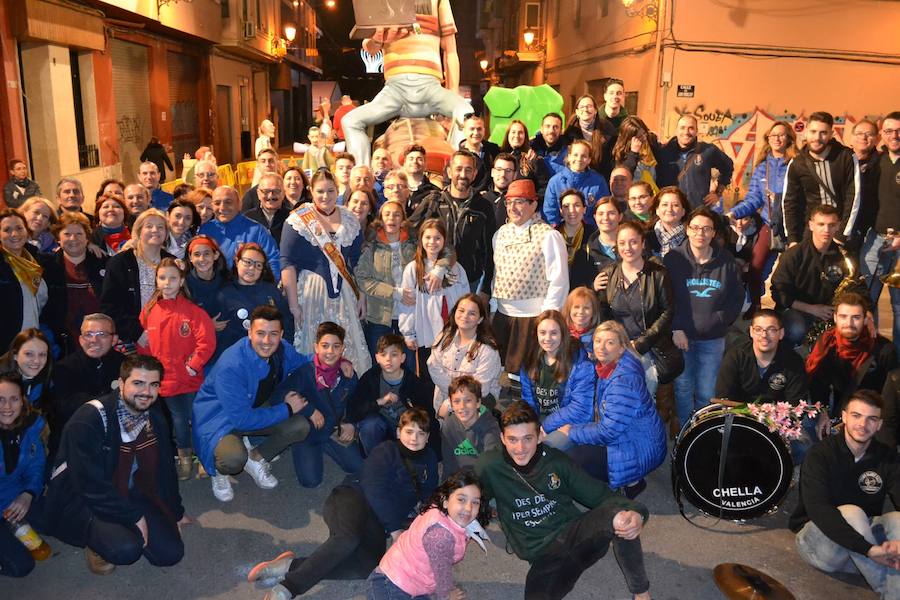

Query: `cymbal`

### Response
(713, 563, 795, 600)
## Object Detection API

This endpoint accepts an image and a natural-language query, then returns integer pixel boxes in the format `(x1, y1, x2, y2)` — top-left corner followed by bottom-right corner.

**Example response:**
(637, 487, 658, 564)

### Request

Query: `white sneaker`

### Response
(245, 453, 278, 489)
(211, 474, 234, 502)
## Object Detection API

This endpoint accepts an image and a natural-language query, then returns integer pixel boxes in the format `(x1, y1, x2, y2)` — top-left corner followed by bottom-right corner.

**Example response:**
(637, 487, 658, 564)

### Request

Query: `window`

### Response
(69, 50, 97, 170)
(598, 0, 609, 19)
(525, 2, 541, 29)
(553, 0, 560, 38)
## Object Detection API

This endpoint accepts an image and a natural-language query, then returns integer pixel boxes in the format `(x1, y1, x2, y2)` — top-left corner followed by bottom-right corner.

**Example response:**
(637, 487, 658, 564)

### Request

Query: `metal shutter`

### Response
(167, 51, 200, 169)
(110, 39, 152, 181)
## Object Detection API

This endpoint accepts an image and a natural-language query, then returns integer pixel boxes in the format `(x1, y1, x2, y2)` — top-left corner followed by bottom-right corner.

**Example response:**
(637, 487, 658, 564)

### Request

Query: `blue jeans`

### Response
(780, 308, 818, 349)
(357, 413, 395, 456)
(291, 435, 364, 488)
(342, 73, 471, 165)
(674, 337, 726, 427)
(164, 392, 195, 450)
(796, 507, 900, 597)
(861, 229, 900, 357)
(367, 569, 430, 600)
(364, 320, 416, 368)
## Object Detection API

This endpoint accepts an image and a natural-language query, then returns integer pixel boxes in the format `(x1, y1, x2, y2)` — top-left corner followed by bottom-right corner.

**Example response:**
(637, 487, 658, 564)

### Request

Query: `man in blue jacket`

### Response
(199, 186, 281, 276)
(657, 114, 734, 211)
(192, 306, 310, 502)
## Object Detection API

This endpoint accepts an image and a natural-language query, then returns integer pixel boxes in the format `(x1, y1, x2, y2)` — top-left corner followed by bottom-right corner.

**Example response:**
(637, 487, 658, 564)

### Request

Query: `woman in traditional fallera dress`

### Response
(280, 169, 371, 373)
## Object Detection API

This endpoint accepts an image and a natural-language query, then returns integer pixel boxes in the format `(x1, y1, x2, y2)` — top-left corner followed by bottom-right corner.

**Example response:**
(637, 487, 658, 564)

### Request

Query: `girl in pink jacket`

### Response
(366, 471, 491, 600)
(140, 257, 216, 480)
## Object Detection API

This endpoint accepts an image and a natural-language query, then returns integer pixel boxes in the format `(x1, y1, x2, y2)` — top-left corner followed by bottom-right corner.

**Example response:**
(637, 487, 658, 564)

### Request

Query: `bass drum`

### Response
(672, 405, 793, 520)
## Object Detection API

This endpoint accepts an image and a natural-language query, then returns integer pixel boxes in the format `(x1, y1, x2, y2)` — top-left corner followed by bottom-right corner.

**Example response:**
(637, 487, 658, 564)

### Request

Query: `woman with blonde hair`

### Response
(554, 320, 667, 498)
(100, 208, 172, 350)
(18, 197, 57, 253)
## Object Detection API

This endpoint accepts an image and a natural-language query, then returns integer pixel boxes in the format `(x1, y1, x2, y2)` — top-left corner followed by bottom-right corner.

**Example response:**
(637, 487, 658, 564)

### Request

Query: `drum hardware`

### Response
(714, 563, 796, 600)
(672, 401, 793, 524)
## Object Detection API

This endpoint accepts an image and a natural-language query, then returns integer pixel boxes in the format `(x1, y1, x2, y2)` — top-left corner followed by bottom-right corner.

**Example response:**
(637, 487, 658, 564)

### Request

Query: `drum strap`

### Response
(716, 413, 735, 520)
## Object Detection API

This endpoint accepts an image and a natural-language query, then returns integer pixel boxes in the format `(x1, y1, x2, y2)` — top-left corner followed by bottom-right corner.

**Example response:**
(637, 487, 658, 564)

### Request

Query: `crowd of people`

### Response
(1, 84, 899, 599)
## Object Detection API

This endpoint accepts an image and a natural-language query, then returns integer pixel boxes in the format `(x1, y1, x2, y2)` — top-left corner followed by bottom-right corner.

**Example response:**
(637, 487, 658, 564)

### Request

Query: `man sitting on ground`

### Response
(475, 401, 651, 600)
(43, 355, 187, 575)
(790, 390, 900, 599)
(806, 292, 897, 435)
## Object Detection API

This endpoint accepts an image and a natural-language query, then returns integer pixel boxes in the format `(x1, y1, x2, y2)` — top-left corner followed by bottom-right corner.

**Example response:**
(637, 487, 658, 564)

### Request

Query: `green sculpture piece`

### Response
(484, 84, 566, 145)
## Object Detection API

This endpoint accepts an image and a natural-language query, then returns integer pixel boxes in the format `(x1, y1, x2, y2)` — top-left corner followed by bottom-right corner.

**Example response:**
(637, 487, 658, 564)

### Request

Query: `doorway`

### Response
(216, 85, 233, 166)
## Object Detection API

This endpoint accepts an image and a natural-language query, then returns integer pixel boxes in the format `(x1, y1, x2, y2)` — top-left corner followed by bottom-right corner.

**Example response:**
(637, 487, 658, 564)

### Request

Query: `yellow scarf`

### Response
(2, 247, 42, 295)
(561, 225, 584, 265)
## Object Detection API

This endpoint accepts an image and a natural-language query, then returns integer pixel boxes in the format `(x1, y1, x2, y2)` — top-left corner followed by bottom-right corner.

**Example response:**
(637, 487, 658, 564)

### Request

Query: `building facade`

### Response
(479, 0, 900, 194)
(0, 0, 321, 211)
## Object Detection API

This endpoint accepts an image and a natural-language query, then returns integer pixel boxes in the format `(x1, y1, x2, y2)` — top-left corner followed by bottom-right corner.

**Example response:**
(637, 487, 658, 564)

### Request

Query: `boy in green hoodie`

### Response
(475, 400, 651, 599)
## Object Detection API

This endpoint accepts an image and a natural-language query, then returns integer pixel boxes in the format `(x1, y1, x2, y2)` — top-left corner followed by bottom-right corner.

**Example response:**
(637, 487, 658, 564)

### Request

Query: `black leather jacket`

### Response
(597, 259, 675, 356)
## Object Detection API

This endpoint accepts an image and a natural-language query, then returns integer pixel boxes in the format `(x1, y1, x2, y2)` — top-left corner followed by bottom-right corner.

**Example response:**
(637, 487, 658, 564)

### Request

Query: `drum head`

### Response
(673, 411, 793, 520)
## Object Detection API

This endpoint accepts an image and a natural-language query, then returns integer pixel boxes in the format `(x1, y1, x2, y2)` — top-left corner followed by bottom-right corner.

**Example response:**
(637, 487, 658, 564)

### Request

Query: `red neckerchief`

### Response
(595, 361, 617, 379)
(805, 327, 875, 377)
(104, 228, 131, 252)
(568, 324, 589, 338)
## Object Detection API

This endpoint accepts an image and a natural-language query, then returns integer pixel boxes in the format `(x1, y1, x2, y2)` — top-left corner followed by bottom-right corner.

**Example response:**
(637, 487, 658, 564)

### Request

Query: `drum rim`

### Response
(673, 413, 793, 519)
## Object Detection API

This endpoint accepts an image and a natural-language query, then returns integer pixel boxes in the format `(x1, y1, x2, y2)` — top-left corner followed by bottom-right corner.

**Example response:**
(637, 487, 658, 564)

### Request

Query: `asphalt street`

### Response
(7, 438, 875, 600)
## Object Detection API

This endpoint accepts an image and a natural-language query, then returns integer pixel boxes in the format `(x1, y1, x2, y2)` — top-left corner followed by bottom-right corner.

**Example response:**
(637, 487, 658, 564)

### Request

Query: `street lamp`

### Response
(284, 24, 297, 43)
(479, 58, 488, 71)
(523, 30, 535, 48)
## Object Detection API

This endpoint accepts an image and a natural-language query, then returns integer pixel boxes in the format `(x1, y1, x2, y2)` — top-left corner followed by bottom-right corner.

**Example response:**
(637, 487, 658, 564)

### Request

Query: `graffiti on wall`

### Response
(669, 106, 873, 195)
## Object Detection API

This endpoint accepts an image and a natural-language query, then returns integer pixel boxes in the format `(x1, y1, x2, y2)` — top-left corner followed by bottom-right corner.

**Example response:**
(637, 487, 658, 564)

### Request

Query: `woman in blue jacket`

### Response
(543, 140, 611, 227)
(519, 310, 595, 451)
(725, 121, 795, 298)
(555, 321, 666, 498)
(212, 242, 293, 364)
(0, 372, 46, 578)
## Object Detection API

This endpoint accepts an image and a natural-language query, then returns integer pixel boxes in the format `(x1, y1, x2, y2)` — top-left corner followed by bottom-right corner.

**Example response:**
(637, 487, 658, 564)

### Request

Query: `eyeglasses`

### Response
(883, 128, 900, 137)
(687, 224, 715, 234)
(751, 326, 782, 336)
(258, 189, 281, 196)
(492, 167, 515, 174)
(81, 331, 112, 340)
(238, 257, 265, 269)
(505, 198, 533, 207)
(854, 131, 877, 138)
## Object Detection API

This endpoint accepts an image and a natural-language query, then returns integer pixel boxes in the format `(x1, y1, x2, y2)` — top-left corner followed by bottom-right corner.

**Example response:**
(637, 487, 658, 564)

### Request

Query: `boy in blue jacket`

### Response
(273, 321, 364, 488)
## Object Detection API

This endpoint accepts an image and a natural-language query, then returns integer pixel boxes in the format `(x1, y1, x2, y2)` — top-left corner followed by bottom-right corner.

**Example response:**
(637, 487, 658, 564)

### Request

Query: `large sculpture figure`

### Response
(344, 0, 473, 166)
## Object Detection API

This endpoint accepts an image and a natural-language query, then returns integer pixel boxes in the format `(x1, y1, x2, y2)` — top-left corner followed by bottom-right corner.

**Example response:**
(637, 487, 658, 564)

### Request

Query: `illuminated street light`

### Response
(523, 30, 535, 48)
(284, 24, 297, 42)
(479, 59, 488, 71)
